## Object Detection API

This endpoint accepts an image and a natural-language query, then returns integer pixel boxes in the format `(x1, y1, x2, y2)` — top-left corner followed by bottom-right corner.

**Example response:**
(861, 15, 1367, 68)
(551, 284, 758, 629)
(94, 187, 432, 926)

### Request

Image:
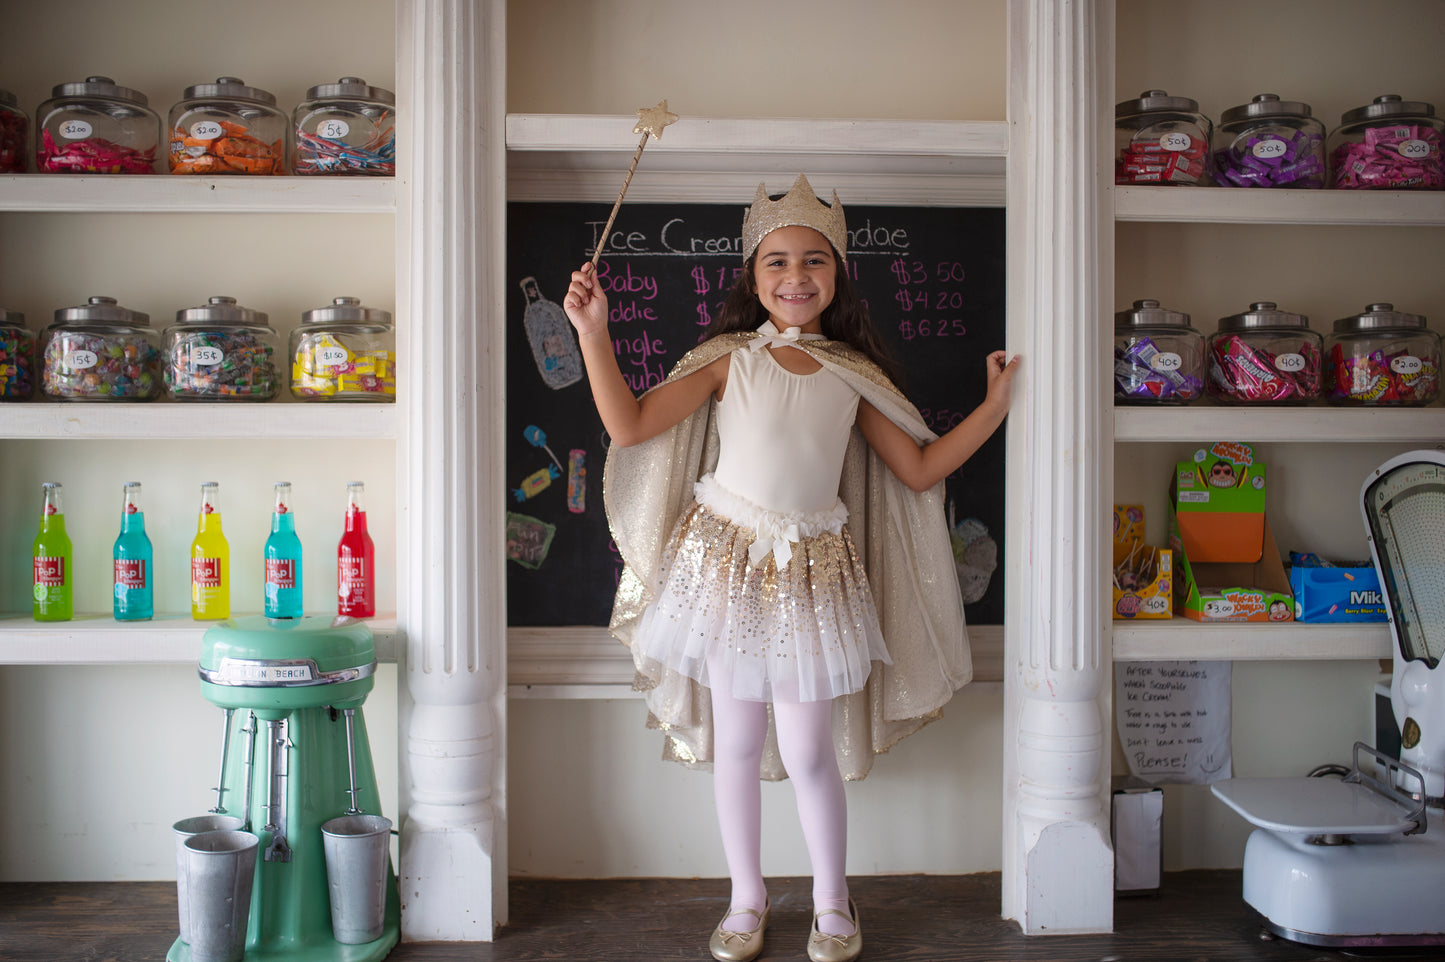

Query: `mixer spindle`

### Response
(208, 707, 236, 813)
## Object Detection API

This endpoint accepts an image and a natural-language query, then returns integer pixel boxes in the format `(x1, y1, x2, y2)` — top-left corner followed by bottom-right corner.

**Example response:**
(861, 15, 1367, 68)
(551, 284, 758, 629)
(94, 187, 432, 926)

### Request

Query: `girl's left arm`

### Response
(856, 350, 1020, 492)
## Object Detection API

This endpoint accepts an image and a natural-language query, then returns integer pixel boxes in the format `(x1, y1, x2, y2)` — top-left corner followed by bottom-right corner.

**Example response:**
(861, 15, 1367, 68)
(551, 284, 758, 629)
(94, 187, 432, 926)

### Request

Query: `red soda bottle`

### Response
(337, 481, 375, 617)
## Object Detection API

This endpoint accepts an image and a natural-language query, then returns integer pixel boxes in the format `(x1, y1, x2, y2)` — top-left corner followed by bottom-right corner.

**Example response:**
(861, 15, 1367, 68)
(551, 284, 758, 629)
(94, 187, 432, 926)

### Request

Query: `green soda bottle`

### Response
(33, 482, 73, 621)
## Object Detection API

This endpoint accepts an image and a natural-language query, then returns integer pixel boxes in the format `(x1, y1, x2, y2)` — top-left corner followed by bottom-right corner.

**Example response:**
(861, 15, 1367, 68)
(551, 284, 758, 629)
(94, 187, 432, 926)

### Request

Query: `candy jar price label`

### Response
(59, 119, 93, 140)
(65, 349, 98, 370)
(1392, 355, 1424, 375)
(1274, 353, 1306, 373)
(192, 346, 224, 366)
(1142, 595, 1169, 614)
(318, 119, 351, 139)
(318, 346, 350, 366)
(1149, 352, 1183, 372)
(1399, 140, 1432, 160)
(1251, 139, 1287, 160)
(190, 121, 224, 140)
(1159, 132, 1193, 152)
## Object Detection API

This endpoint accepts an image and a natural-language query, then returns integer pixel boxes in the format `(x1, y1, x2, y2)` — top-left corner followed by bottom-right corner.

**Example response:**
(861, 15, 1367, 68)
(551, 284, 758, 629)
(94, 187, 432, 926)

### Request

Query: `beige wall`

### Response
(507, 0, 1007, 121)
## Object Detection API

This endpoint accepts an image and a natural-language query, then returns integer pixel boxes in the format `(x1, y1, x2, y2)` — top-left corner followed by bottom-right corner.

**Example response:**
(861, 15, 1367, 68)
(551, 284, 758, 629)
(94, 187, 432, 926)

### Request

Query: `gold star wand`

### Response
(590, 100, 680, 270)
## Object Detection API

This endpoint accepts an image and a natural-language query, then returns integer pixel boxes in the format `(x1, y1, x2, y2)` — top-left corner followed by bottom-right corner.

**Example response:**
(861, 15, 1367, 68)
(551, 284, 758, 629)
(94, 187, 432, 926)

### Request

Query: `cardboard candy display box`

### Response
(1113, 504, 1172, 620)
(1168, 441, 1294, 623)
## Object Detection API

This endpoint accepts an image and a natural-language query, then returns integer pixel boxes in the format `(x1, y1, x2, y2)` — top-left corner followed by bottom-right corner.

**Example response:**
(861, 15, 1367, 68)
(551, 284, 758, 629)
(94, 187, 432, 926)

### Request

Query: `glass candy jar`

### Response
(293, 77, 396, 175)
(164, 296, 280, 401)
(35, 76, 160, 173)
(1326, 304, 1440, 406)
(1212, 94, 1325, 189)
(169, 77, 287, 175)
(42, 296, 161, 400)
(1207, 302, 1322, 405)
(1, 309, 35, 400)
(290, 297, 395, 401)
(1115, 90, 1212, 186)
(1329, 95, 1445, 190)
(0, 88, 28, 172)
(1113, 299, 1204, 404)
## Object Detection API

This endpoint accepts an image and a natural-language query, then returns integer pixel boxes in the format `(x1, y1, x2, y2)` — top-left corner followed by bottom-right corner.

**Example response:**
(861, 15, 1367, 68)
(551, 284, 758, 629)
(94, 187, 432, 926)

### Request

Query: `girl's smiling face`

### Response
(751, 225, 836, 334)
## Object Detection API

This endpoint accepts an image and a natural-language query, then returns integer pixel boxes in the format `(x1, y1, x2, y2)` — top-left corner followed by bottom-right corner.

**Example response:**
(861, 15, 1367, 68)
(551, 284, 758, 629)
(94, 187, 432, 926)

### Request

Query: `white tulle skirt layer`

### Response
(631, 474, 892, 704)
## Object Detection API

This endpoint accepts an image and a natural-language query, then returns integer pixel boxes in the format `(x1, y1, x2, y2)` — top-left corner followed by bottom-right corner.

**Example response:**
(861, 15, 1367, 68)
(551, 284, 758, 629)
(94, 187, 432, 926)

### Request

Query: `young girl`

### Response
(563, 175, 1017, 962)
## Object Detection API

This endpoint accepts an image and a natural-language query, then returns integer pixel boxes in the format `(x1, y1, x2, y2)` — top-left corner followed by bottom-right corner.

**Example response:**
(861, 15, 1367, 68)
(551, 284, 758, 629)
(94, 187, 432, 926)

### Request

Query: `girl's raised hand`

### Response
(562, 262, 609, 336)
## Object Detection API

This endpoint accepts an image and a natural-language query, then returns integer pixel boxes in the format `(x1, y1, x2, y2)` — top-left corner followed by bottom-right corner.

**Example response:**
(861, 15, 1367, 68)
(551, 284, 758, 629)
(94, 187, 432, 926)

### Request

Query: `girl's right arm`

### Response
(562, 262, 726, 447)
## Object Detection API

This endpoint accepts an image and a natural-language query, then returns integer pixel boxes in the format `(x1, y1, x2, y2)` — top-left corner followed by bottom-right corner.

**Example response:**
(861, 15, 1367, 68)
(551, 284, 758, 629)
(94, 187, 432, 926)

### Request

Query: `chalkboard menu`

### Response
(506, 201, 1006, 626)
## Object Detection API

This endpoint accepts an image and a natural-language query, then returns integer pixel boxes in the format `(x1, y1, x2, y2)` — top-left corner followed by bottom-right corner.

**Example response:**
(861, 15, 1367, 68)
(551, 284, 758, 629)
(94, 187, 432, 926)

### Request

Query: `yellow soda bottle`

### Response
(191, 481, 230, 620)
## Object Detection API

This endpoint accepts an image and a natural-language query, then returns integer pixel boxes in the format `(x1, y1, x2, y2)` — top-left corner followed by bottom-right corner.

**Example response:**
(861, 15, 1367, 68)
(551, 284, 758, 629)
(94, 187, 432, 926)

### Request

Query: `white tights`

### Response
(708, 652, 855, 937)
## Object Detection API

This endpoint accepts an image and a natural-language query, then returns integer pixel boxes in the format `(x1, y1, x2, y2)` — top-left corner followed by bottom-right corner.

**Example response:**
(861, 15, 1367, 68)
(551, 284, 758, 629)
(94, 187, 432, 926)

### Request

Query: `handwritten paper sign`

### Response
(1116, 661, 1232, 785)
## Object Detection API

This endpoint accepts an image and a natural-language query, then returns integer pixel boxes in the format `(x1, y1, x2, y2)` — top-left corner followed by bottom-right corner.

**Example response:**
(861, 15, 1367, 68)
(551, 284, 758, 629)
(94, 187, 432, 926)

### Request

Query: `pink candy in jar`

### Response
(1207, 302, 1322, 405)
(1329, 95, 1445, 190)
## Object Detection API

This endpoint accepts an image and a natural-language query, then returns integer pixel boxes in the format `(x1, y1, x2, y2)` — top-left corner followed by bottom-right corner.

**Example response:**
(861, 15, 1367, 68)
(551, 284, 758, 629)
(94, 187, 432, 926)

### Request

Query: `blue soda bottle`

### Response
(112, 481, 153, 621)
(264, 481, 304, 618)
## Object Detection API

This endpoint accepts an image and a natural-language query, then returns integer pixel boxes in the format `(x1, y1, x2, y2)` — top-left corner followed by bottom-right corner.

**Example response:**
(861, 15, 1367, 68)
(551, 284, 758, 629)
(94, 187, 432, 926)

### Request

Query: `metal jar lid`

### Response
(1341, 95, 1437, 125)
(1221, 93, 1313, 125)
(181, 77, 277, 107)
(1116, 89, 1200, 118)
(174, 296, 271, 328)
(0, 89, 17, 109)
(1332, 303, 1428, 334)
(303, 77, 395, 105)
(1115, 299, 1193, 329)
(52, 295, 150, 327)
(1217, 301, 1310, 332)
(50, 76, 149, 107)
(302, 296, 392, 326)
(1, 308, 25, 326)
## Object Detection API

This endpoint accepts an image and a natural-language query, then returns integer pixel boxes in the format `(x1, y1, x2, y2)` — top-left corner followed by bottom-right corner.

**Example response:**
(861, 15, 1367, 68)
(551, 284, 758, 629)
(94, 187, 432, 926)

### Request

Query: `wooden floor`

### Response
(1, 871, 1436, 961)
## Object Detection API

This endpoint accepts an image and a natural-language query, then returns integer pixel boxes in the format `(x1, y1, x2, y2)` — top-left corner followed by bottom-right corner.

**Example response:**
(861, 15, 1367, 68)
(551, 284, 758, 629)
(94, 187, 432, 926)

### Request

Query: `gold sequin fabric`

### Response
(632, 496, 890, 704)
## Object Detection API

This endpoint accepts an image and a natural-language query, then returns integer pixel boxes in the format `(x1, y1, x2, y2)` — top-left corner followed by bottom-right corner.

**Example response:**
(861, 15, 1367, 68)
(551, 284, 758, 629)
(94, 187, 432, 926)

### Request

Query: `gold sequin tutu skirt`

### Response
(631, 475, 892, 703)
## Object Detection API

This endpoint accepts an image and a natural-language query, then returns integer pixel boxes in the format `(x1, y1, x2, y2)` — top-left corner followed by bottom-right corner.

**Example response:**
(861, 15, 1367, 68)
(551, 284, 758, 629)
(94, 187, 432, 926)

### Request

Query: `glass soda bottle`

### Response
(33, 482, 73, 622)
(112, 481, 153, 621)
(264, 481, 304, 618)
(191, 482, 230, 620)
(337, 480, 375, 618)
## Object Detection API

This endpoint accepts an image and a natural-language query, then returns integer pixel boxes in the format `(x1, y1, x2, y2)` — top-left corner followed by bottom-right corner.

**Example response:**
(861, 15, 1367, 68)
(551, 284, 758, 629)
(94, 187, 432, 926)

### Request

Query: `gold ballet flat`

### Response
(709, 902, 770, 962)
(807, 899, 862, 962)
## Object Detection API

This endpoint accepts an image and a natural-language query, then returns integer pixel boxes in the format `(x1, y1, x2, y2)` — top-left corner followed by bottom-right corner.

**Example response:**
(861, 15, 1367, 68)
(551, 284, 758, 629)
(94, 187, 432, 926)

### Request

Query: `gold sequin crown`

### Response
(741, 173, 848, 263)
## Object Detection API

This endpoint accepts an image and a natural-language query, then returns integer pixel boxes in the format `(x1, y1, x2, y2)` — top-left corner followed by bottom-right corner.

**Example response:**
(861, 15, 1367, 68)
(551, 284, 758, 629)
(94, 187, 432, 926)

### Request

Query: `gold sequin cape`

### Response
(603, 331, 971, 781)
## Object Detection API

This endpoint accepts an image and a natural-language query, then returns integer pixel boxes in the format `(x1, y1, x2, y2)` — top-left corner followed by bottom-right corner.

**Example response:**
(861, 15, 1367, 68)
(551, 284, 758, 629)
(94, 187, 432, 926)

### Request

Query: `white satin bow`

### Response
(749, 522, 801, 569)
(750, 321, 824, 353)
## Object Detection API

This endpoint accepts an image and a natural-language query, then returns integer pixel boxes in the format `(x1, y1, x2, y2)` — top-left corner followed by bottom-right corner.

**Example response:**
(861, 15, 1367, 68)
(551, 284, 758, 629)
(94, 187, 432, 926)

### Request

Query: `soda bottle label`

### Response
(193, 558, 223, 588)
(34, 556, 65, 586)
(265, 558, 296, 589)
(339, 559, 370, 602)
(115, 559, 146, 589)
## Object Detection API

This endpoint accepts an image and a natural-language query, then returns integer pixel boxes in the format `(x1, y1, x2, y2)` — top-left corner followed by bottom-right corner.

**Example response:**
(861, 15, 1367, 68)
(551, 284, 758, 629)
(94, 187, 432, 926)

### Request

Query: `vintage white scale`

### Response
(1212, 450, 1445, 948)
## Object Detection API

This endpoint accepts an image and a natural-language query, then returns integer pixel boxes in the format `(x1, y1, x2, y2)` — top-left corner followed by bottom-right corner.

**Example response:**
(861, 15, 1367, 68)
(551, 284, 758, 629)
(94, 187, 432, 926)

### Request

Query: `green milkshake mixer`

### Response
(169, 615, 399, 962)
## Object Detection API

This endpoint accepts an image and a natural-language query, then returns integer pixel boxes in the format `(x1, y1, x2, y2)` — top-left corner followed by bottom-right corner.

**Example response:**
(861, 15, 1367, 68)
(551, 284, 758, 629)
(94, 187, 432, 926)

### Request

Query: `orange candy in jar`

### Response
(169, 78, 287, 174)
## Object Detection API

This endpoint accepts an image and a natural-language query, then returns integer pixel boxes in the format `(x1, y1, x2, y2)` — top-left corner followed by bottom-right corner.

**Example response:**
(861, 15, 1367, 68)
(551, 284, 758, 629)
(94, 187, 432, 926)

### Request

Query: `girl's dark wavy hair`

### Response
(702, 207, 904, 391)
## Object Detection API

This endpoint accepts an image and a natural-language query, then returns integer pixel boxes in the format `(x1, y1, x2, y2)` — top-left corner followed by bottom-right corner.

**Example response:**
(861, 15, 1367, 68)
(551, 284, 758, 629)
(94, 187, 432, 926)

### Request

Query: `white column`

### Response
(396, 0, 509, 940)
(1001, 0, 1115, 934)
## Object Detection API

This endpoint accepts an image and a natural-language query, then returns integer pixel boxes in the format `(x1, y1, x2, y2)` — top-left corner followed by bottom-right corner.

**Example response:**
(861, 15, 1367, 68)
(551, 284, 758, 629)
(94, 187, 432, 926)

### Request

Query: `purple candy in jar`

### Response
(1113, 300, 1204, 404)
(1213, 94, 1326, 189)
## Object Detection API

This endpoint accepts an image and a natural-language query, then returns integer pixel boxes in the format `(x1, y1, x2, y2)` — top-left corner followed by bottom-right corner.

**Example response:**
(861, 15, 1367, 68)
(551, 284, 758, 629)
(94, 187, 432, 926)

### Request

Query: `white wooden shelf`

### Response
(0, 175, 395, 214)
(0, 612, 400, 665)
(1115, 185, 1445, 227)
(0, 402, 396, 440)
(506, 624, 1005, 697)
(1113, 618, 1390, 662)
(1115, 404, 1445, 443)
(506, 114, 1009, 206)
